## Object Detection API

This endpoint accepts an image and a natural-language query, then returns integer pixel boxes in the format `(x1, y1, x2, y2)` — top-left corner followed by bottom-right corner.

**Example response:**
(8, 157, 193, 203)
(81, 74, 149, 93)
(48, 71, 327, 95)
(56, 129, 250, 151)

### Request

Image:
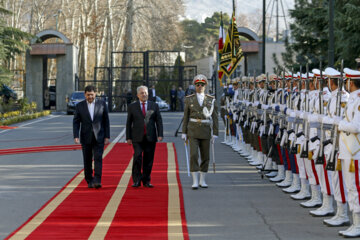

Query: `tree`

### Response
(179, 12, 230, 61)
(0, 4, 31, 85)
(275, 0, 360, 71)
(335, 0, 360, 68)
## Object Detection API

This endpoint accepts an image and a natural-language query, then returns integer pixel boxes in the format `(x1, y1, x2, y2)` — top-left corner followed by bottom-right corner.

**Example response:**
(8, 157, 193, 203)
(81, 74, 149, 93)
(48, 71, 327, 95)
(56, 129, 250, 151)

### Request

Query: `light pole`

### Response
(328, 0, 334, 67)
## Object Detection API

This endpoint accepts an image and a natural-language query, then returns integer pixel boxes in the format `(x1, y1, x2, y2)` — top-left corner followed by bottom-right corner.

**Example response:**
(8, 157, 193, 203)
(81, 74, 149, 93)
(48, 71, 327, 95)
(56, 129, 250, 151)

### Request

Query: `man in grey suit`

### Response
(126, 86, 163, 188)
(73, 85, 110, 189)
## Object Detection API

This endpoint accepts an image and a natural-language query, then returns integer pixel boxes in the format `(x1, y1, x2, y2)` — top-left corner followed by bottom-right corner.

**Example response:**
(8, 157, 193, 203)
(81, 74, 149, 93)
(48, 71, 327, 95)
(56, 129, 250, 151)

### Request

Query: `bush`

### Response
(0, 111, 50, 126)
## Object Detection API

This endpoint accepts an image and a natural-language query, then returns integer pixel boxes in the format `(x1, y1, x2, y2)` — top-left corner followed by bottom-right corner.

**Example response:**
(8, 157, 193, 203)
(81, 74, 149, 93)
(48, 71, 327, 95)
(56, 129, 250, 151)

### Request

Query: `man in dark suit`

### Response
(73, 85, 110, 189)
(126, 85, 163, 188)
(148, 85, 156, 102)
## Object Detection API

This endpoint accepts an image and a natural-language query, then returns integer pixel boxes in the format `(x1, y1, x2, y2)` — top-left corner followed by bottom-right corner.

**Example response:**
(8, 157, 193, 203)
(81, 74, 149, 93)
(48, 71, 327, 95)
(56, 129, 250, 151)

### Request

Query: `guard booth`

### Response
(26, 30, 78, 111)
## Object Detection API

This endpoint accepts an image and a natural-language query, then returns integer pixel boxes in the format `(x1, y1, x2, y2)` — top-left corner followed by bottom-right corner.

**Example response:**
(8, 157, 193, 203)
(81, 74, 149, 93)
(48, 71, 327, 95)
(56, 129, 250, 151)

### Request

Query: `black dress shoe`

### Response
(94, 183, 102, 189)
(132, 182, 141, 187)
(88, 182, 94, 188)
(143, 183, 154, 188)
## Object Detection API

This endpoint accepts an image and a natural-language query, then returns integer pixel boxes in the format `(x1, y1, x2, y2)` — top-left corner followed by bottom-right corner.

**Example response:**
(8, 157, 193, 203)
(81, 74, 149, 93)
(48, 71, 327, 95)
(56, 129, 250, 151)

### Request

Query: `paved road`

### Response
(0, 112, 345, 239)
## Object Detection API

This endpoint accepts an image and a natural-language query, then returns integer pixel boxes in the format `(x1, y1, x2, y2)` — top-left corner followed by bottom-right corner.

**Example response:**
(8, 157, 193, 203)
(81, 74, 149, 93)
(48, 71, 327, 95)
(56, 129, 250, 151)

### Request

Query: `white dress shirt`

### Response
(196, 93, 205, 106)
(87, 99, 95, 121)
(140, 101, 148, 113)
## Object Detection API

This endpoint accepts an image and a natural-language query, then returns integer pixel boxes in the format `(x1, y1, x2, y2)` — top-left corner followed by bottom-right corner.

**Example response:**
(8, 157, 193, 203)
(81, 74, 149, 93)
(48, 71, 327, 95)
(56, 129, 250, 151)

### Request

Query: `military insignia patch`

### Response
(341, 102, 346, 108)
(358, 105, 360, 111)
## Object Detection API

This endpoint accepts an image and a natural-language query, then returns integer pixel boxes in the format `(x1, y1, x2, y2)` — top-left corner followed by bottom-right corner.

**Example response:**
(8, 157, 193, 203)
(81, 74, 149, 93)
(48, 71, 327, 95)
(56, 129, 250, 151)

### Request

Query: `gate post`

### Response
(143, 51, 149, 86)
(109, 53, 113, 112)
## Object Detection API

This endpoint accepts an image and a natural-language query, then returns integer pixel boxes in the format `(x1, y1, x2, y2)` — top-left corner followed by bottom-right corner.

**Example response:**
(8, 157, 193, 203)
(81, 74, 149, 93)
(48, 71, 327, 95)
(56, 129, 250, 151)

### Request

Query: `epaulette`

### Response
(206, 94, 215, 98)
(186, 94, 195, 98)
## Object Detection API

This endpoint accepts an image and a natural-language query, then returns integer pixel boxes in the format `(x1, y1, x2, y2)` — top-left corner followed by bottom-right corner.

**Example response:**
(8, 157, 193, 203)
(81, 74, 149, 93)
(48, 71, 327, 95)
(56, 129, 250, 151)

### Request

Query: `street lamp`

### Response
(53, 9, 62, 31)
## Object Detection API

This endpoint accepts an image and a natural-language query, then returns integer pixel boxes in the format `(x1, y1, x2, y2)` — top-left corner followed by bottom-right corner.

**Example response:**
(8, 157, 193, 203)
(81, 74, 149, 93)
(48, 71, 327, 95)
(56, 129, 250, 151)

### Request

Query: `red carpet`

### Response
(0, 126, 18, 129)
(6, 142, 189, 240)
(0, 145, 82, 155)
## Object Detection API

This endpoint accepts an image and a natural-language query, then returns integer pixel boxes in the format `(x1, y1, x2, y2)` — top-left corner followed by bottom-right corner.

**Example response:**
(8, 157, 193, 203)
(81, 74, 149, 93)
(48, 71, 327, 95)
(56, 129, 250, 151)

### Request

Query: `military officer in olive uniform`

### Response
(182, 74, 219, 189)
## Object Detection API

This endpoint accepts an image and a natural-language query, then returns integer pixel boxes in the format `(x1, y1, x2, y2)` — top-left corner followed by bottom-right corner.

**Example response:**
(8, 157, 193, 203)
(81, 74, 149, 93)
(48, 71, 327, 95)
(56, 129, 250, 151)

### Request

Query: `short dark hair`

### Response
(84, 85, 96, 93)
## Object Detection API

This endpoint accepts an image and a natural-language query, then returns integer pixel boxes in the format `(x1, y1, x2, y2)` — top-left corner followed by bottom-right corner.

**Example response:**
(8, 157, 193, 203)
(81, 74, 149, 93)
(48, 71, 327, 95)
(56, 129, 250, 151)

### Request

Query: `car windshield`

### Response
(156, 96, 162, 102)
(71, 92, 85, 100)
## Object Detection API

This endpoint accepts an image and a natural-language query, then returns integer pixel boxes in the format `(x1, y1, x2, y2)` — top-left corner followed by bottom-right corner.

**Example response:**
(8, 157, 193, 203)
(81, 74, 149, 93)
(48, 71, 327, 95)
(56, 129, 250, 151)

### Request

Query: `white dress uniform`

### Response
(309, 79, 336, 216)
(337, 68, 360, 237)
(322, 85, 350, 226)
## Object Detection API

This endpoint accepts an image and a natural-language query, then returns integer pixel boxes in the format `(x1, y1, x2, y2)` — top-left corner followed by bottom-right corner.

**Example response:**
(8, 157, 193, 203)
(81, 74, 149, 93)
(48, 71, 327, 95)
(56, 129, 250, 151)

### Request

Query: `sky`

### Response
(184, 0, 295, 23)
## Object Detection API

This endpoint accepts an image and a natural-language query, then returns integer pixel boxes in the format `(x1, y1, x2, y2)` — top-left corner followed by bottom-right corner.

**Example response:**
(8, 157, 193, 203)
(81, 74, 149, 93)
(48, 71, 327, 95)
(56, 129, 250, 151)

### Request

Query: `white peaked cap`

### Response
(344, 68, 360, 79)
(324, 67, 340, 77)
(312, 69, 326, 76)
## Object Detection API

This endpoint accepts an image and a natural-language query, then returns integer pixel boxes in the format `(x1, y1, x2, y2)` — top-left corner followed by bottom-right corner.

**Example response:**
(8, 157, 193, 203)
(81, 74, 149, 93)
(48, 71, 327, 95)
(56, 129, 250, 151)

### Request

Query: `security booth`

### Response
(26, 30, 78, 111)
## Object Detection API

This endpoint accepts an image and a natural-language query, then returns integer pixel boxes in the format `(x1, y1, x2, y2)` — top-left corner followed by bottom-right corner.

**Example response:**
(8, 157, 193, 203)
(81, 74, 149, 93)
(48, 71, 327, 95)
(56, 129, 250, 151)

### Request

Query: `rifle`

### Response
(288, 68, 299, 154)
(275, 70, 286, 144)
(300, 64, 310, 158)
(326, 60, 344, 171)
(315, 62, 325, 164)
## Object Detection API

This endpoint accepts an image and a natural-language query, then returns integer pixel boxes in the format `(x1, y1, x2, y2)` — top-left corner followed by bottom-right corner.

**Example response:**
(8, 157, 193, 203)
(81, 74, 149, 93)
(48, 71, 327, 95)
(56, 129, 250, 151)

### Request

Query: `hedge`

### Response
(0, 111, 51, 126)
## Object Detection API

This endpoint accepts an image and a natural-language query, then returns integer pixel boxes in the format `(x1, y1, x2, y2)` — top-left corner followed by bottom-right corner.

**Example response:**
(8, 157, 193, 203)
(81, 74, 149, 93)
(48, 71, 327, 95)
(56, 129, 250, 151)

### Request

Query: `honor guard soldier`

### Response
(182, 74, 219, 189)
(307, 69, 334, 216)
(336, 68, 360, 237)
(322, 67, 350, 226)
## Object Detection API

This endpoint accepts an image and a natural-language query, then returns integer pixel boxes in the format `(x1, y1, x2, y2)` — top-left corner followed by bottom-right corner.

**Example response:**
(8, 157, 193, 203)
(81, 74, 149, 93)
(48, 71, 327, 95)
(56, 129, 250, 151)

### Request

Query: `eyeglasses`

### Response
(195, 83, 205, 87)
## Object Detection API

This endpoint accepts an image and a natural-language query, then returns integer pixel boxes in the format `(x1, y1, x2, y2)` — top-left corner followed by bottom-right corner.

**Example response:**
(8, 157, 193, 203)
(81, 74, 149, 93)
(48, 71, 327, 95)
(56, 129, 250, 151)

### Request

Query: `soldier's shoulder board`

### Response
(186, 94, 195, 98)
(206, 94, 215, 98)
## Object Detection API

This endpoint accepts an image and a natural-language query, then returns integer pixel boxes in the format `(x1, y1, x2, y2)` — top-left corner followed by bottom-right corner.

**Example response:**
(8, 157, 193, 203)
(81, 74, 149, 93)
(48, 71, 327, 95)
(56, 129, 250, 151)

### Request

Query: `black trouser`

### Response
(170, 98, 176, 111)
(132, 137, 156, 184)
(82, 133, 104, 184)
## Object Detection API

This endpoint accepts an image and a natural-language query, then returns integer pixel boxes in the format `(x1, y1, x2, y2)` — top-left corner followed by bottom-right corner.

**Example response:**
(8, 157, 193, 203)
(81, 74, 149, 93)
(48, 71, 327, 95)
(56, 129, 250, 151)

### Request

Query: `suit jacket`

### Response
(182, 94, 219, 139)
(126, 100, 163, 142)
(148, 89, 156, 102)
(73, 99, 110, 144)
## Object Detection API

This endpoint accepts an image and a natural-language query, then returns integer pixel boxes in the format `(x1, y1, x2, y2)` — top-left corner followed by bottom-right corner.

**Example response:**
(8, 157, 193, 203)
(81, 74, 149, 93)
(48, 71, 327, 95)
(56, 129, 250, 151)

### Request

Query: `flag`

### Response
(218, 12, 225, 84)
(219, 12, 243, 77)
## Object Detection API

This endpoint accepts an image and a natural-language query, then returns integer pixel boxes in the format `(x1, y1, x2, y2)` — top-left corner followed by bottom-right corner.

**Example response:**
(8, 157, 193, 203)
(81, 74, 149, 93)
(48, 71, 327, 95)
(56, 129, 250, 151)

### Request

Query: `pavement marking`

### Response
(0, 115, 60, 134)
(88, 158, 133, 239)
(8, 129, 125, 240)
(167, 142, 185, 240)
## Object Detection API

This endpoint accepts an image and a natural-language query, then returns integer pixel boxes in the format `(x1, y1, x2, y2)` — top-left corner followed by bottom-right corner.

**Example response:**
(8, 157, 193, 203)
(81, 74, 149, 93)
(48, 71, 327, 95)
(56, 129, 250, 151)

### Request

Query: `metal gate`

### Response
(78, 50, 197, 112)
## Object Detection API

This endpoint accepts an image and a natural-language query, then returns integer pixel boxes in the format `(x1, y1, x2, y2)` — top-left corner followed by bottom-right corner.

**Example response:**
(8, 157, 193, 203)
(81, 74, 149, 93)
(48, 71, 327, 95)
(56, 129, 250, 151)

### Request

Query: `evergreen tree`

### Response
(0, 3, 32, 85)
(179, 12, 230, 61)
(335, 0, 360, 68)
(277, 0, 360, 71)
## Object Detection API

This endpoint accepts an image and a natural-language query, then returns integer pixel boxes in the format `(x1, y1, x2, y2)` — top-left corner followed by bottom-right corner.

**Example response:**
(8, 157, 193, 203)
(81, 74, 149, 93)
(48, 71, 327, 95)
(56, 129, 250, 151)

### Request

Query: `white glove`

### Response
(280, 105, 286, 112)
(333, 116, 342, 125)
(262, 104, 269, 110)
(211, 135, 218, 143)
(286, 109, 293, 116)
(181, 134, 187, 141)
(322, 116, 334, 125)
(290, 111, 296, 118)
(295, 110, 302, 118)
(317, 114, 325, 123)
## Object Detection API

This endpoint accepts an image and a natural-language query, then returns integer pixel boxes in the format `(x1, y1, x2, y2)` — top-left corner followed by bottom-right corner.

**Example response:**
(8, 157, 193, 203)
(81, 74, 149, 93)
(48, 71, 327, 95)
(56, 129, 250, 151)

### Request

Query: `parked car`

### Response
(66, 91, 85, 114)
(155, 96, 169, 111)
(0, 84, 17, 103)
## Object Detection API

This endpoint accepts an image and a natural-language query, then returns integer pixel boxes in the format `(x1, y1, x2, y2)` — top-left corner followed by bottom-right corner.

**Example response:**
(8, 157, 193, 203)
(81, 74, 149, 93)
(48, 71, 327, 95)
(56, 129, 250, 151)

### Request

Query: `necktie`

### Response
(142, 102, 146, 134)
(142, 102, 146, 116)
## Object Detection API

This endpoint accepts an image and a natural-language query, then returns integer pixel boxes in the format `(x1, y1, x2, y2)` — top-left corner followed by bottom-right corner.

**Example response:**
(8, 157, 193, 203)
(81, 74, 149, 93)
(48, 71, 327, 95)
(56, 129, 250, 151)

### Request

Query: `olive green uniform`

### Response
(182, 94, 219, 172)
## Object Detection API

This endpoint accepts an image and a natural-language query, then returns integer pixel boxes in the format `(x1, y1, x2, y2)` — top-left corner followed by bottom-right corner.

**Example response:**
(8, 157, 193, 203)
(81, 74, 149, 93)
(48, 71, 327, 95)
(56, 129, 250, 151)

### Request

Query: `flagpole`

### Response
(262, 0, 266, 73)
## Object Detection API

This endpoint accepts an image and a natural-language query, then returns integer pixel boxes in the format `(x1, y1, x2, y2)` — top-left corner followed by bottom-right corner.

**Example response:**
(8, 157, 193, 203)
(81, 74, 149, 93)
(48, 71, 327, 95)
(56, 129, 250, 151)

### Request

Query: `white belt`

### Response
(190, 118, 210, 123)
